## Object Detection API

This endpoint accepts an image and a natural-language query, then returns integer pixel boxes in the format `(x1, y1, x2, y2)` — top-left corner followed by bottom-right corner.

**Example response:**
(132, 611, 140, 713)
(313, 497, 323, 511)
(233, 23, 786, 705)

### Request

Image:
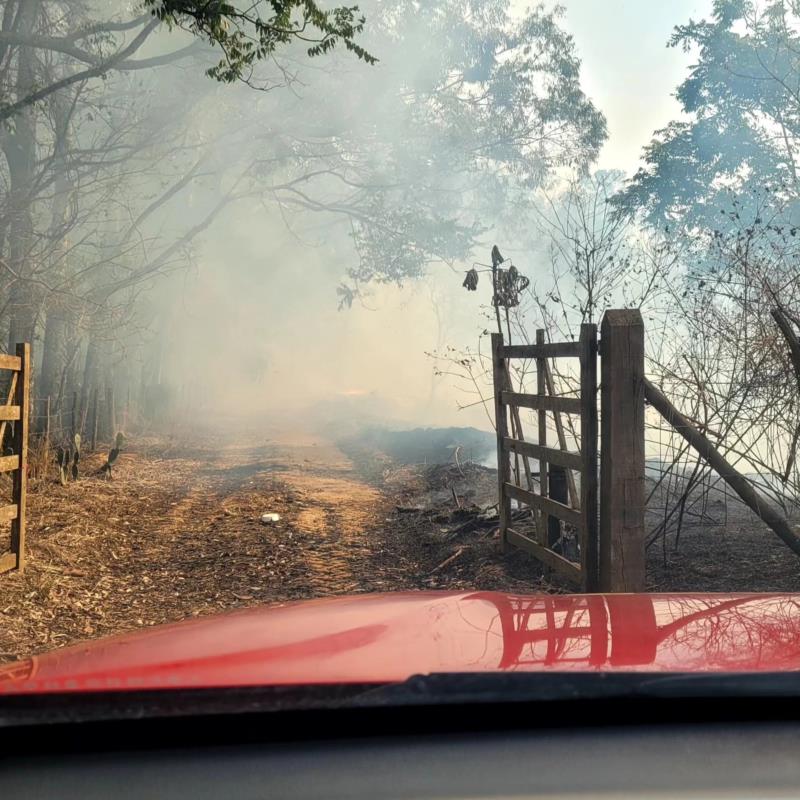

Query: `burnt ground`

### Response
(1, 426, 799, 664)
(645, 502, 800, 592)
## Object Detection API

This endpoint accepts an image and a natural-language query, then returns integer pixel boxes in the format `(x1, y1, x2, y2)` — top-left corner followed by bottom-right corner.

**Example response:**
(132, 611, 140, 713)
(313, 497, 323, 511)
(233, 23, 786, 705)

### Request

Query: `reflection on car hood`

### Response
(1, 591, 800, 693)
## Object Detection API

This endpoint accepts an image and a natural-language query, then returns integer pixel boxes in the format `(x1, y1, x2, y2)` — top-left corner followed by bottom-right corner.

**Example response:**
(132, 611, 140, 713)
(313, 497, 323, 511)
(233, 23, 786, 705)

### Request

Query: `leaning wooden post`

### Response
(600, 310, 646, 592)
(11, 342, 30, 573)
(491, 334, 512, 552)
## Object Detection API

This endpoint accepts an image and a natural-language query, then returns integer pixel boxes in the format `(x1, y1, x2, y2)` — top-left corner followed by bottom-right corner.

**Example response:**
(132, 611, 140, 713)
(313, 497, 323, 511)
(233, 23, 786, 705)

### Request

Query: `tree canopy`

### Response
(614, 0, 800, 233)
(241, 0, 607, 293)
(147, 0, 377, 84)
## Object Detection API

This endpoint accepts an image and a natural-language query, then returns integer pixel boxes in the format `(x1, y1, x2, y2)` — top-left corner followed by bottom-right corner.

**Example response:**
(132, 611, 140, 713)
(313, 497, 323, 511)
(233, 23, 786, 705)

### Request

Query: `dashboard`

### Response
(2, 716, 800, 799)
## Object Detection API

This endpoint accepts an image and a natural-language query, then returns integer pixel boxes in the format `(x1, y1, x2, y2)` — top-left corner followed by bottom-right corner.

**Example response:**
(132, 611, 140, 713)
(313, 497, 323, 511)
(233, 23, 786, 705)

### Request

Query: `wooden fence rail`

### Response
(0, 342, 29, 575)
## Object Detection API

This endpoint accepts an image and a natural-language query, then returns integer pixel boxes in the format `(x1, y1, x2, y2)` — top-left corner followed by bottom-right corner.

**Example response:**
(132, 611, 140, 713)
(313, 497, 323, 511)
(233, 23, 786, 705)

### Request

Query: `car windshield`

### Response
(2, 0, 800, 696)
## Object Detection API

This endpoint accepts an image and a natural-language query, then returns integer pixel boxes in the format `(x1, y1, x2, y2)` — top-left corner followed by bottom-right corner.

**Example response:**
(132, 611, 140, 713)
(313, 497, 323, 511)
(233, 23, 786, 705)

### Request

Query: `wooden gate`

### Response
(0, 343, 30, 574)
(491, 325, 598, 591)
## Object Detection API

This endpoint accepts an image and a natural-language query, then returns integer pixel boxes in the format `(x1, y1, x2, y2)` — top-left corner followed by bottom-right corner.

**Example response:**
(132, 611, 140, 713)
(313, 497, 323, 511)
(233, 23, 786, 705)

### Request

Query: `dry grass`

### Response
(0, 435, 310, 662)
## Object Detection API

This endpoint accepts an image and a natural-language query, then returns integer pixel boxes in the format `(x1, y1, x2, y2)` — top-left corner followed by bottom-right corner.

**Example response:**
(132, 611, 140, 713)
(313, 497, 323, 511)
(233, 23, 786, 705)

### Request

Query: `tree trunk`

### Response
(39, 90, 75, 428)
(3, 0, 43, 355)
(80, 333, 103, 435)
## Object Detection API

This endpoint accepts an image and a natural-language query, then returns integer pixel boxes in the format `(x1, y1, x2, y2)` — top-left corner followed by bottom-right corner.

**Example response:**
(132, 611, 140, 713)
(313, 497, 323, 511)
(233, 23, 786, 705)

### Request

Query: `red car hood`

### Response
(2, 591, 800, 694)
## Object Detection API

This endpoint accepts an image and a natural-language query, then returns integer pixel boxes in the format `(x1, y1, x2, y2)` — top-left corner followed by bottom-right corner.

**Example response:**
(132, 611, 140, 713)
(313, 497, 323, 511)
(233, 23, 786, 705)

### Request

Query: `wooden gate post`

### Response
(491, 334, 512, 552)
(599, 310, 645, 592)
(580, 322, 599, 592)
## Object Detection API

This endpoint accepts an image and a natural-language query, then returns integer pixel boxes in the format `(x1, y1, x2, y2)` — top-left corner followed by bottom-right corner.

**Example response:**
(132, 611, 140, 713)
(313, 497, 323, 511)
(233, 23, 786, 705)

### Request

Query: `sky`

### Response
(525, 0, 714, 174)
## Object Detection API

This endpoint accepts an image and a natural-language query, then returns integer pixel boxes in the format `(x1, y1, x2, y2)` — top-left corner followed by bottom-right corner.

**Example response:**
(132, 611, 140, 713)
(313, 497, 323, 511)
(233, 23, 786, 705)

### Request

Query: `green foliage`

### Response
(614, 0, 800, 233)
(146, 0, 376, 83)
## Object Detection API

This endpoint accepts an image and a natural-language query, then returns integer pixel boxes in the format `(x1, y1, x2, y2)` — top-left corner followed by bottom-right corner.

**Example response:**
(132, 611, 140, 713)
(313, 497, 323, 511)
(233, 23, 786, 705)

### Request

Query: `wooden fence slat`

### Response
(0, 406, 21, 421)
(11, 342, 29, 573)
(504, 483, 583, 528)
(505, 528, 582, 581)
(0, 354, 22, 371)
(500, 341, 581, 360)
(502, 437, 582, 470)
(579, 322, 599, 592)
(501, 392, 582, 414)
(0, 455, 20, 473)
(0, 503, 19, 522)
(491, 334, 512, 552)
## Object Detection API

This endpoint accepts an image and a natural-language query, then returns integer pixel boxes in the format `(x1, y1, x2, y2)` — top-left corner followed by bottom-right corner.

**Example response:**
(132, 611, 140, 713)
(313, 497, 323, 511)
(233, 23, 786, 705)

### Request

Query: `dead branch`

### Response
(644, 377, 800, 557)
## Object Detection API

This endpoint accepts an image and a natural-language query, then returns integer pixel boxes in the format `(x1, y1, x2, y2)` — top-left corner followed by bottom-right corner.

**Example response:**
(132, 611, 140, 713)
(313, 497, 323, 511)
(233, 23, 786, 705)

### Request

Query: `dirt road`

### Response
(0, 430, 419, 663)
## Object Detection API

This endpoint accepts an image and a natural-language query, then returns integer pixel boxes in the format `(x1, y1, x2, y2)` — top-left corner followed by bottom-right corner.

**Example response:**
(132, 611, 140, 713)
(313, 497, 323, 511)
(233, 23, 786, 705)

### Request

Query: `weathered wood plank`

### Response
(491, 334, 512, 553)
(0, 550, 17, 574)
(500, 391, 582, 414)
(0, 455, 20, 473)
(0, 354, 22, 371)
(579, 322, 599, 592)
(505, 528, 582, 582)
(0, 405, 21, 421)
(504, 483, 582, 528)
(599, 310, 645, 592)
(500, 341, 581, 360)
(11, 342, 29, 573)
(502, 437, 582, 470)
(0, 503, 19, 522)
